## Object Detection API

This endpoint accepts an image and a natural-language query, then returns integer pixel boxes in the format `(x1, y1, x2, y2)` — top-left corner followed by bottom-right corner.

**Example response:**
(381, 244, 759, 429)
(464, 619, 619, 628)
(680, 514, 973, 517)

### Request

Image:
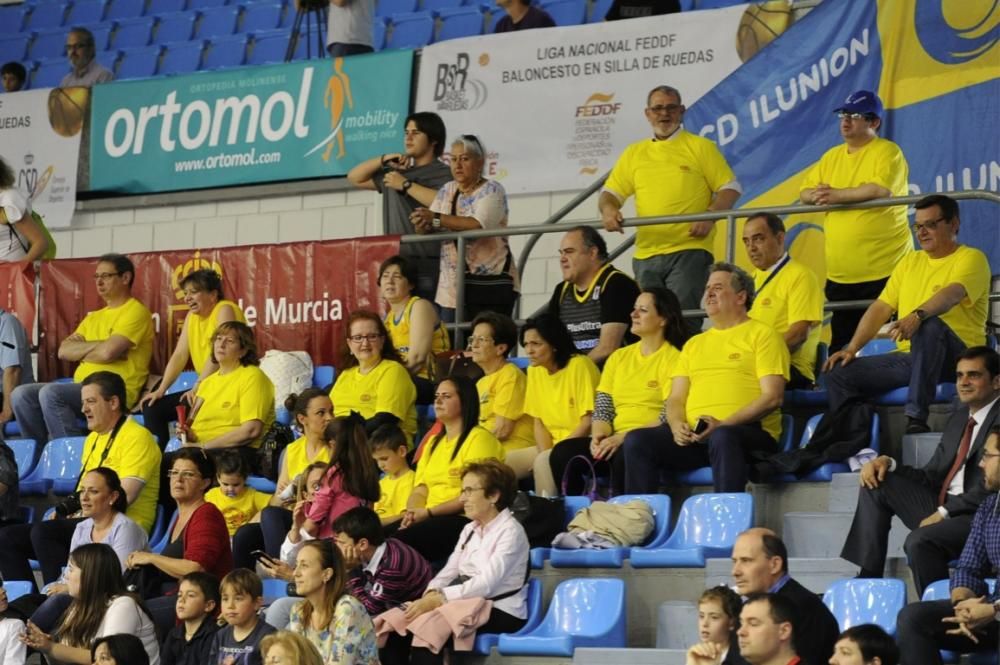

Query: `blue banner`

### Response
(90, 50, 413, 193)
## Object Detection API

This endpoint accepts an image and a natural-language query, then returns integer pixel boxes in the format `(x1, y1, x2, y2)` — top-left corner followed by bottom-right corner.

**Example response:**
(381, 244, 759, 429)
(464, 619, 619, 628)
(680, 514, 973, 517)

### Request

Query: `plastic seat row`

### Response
(0, 0, 279, 33)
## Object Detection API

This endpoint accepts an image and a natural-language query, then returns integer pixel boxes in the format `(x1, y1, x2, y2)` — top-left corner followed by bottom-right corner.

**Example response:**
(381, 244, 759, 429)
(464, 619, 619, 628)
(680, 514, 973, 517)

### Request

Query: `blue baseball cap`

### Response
(833, 90, 883, 117)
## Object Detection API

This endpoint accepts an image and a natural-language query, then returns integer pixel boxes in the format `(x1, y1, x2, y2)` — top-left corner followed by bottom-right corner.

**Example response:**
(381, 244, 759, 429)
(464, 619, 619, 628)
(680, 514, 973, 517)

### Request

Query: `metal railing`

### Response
(398, 189, 1000, 347)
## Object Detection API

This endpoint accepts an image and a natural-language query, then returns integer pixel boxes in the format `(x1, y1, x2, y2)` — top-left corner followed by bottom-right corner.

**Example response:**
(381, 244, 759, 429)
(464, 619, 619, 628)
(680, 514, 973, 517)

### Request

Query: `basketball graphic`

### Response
(47, 87, 90, 137)
(736, 1, 793, 62)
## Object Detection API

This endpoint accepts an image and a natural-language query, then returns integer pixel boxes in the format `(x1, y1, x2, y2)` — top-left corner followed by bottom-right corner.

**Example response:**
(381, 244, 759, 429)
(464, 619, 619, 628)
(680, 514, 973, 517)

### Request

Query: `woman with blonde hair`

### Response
(260, 630, 325, 665)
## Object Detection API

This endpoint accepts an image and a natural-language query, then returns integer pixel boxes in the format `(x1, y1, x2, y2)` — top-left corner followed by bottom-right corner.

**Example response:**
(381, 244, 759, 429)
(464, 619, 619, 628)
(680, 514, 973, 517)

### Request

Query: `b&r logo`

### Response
(433, 53, 488, 111)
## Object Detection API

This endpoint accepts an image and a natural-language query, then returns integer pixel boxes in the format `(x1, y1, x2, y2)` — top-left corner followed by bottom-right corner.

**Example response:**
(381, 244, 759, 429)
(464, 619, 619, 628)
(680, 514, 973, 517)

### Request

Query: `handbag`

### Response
(560, 454, 605, 501)
(433, 350, 484, 383)
(123, 564, 166, 600)
(256, 421, 296, 481)
(464, 250, 518, 311)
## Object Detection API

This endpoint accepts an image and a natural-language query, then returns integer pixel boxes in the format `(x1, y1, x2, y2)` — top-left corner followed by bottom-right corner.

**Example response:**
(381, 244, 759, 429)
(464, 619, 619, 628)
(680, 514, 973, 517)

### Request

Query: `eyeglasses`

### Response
(982, 452, 1000, 461)
(648, 104, 682, 115)
(911, 217, 947, 233)
(836, 112, 876, 121)
(167, 470, 202, 481)
(347, 333, 383, 343)
(459, 486, 485, 496)
(93, 272, 121, 281)
(65, 43, 91, 53)
(468, 335, 494, 346)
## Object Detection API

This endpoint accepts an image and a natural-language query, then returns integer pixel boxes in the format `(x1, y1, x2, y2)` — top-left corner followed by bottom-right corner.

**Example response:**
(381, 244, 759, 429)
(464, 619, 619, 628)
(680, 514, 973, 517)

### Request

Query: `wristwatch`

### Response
(401, 179, 412, 193)
(913, 308, 928, 321)
(431, 212, 442, 230)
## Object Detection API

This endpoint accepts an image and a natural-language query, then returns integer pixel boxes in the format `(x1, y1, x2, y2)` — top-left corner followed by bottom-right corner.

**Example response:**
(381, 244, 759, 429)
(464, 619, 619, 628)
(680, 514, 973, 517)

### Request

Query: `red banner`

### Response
(0, 262, 37, 341)
(38, 236, 400, 382)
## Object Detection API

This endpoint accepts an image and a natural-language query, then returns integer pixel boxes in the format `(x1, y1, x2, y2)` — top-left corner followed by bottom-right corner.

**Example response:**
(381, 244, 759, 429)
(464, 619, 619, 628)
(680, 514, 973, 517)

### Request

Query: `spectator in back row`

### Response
(0, 62, 25, 92)
(61, 27, 114, 87)
(494, 0, 555, 32)
(549, 226, 640, 365)
(348, 112, 452, 299)
(601, 85, 741, 334)
(324, 0, 375, 57)
(604, 0, 680, 20)
(1, 153, 52, 262)
(0, 306, 32, 427)
(12, 253, 153, 445)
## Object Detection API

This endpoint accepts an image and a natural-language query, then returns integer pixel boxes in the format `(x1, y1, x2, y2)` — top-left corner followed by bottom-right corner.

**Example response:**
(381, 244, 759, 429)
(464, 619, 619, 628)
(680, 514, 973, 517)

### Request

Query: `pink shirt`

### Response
(305, 466, 365, 539)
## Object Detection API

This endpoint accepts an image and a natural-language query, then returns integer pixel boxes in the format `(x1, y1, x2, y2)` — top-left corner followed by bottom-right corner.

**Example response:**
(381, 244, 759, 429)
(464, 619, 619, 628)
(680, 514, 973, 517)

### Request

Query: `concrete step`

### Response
(902, 432, 944, 468)
(783, 511, 908, 559)
(827, 472, 862, 513)
(575, 648, 686, 664)
(655, 601, 699, 649)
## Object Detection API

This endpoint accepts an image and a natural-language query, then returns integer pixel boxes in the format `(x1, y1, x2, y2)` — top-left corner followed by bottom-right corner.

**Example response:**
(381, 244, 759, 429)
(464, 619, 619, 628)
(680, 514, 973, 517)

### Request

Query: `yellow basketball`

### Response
(736, 1, 793, 62)
(47, 87, 90, 138)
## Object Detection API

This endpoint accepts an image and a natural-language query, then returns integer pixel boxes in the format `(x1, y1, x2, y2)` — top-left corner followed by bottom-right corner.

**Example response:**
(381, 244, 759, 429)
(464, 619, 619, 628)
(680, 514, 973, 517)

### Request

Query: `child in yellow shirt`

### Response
(370, 425, 414, 527)
(205, 451, 272, 536)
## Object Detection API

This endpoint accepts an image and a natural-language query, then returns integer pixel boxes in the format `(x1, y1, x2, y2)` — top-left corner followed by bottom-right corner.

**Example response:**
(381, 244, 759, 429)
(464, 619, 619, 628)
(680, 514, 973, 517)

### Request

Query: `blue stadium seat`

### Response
(147, 0, 186, 14)
(47, 436, 86, 495)
(31, 59, 67, 88)
(3, 421, 20, 437)
(168, 370, 200, 394)
(475, 578, 543, 654)
(588, 0, 610, 21)
(436, 6, 482, 41)
(673, 414, 794, 486)
(312, 365, 336, 389)
(165, 436, 182, 452)
(188, 0, 228, 8)
(922, 579, 998, 664)
(372, 16, 386, 50)
(151, 510, 178, 553)
(247, 30, 292, 65)
(117, 44, 161, 79)
(509, 357, 529, 370)
(876, 382, 957, 407)
(19, 441, 58, 495)
(498, 578, 627, 656)
(422, 0, 461, 11)
(376, 0, 416, 17)
(386, 11, 434, 49)
(822, 578, 906, 635)
(7, 439, 38, 480)
(630, 493, 753, 568)
(540, 0, 584, 26)
(26, 4, 69, 30)
(247, 475, 277, 492)
(113, 16, 155, 47)
(0, 36, 31, 62)
(784, 342, 829, 407)
(3, 581, 33, 602)
(148, 504, 166, 541)
(89, 24, 114, 50)
(0, 6, 26, 36)
(241, 2, 283, 32)
(106, 0, 145, 21)
(66, 0, 108, 24)
(263, 577, 289, 605)
(29, 29, 69, 61)
(195, 5, 240, 38)
(530, 495, 590, 569)
(487, 8, 503, 32)
(202, 33, 247, 68)
(856, 338, 897, 357)
(155, 11, 197, 42)
(159, 39, 204, 74)
(772, 412, 880, 482)
(548, 494, 670, 568)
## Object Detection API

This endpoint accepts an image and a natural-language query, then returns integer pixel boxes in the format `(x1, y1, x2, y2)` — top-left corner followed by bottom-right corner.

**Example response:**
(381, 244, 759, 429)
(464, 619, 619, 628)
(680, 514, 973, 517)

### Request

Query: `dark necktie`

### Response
(939, 417, 976, 506)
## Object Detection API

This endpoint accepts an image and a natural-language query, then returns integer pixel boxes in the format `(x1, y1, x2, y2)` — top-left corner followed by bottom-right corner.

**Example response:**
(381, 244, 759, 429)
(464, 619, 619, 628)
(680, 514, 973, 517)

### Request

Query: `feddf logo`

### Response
(433, 53, 488, 111)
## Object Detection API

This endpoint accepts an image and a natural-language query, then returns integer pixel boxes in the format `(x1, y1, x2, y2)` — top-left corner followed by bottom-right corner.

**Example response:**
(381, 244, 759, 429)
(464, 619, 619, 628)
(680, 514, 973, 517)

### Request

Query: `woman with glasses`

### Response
(391, 375, 504, 561)
(0, 154, 50, 262)
(550, 288, 688, 496)
(380, 459, 528, 665)
(410, 134, 519, 322)
(125, 448, 232, 634)
(469, 312, 535, 478)
(139, 270, 245, 448)
(330, 310, 417, 439)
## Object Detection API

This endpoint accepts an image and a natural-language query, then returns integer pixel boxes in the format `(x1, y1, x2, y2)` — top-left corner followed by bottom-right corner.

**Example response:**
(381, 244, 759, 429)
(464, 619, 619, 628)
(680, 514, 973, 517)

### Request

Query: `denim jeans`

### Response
(10, 381, 85, 446)
(633, 250, 712, 335)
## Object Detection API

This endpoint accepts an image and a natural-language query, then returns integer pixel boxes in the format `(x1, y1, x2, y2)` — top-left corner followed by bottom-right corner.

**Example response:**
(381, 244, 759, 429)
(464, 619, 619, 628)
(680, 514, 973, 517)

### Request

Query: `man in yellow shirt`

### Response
(11, 253, 154, 445)
(622, 263, 789, 493)
(599, 85, 741, 333)
(824, 195, 990, 434)
(800, 90, 912, 351)
(743, 213, 823, 389)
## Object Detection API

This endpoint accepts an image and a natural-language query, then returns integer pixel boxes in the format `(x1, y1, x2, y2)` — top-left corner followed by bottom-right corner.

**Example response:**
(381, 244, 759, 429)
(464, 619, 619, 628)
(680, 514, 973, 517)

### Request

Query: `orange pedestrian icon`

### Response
(322, 57, 354, 162)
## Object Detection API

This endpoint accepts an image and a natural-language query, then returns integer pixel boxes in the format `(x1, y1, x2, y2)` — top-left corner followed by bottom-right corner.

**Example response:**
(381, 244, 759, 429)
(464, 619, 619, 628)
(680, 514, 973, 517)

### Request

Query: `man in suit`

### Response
(840, 346, 1000, 595)
(731, 528, 840, 664)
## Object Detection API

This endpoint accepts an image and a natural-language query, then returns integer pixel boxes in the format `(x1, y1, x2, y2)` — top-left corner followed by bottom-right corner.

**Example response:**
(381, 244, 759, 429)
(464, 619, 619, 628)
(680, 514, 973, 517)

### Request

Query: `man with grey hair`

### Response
(60, 27, 113, 87)
(599, 85, 741, 333)
(621, 262, 789, 493)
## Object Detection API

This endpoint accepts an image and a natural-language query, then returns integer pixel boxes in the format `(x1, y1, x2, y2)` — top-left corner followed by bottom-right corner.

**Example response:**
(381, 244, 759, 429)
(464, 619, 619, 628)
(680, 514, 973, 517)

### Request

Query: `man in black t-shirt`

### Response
(494, 0, 556, 32)
(348, 112, 452, 299)
(548, 226, 640, 365)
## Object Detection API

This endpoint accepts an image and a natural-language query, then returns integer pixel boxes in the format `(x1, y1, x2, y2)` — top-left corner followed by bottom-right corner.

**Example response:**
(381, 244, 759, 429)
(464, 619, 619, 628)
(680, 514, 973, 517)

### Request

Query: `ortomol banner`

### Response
(415, 3, 762, 194)
(89, 51, 413, 193)
(0, 86, 86, 228)
(37, 236, 399, 382)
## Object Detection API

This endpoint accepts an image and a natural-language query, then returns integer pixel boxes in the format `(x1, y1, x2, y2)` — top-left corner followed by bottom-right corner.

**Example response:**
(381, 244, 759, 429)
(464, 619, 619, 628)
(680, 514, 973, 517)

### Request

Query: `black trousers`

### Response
(379, 607, 526, 665)
(548, 437, 625, 496)
(141, 390, 184, 449)
(840, 472, 973, 595)
(898, 599, 998, 665)
(386, 514, 469, 563)
(825, 277, 889, 352)
(0, 517, 83, 589)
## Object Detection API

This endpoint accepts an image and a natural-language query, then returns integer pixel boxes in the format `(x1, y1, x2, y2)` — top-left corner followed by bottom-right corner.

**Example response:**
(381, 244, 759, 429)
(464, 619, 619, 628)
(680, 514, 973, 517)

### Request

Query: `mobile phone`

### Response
(250, 550, 277, 565)
(693, 418, 709, 435)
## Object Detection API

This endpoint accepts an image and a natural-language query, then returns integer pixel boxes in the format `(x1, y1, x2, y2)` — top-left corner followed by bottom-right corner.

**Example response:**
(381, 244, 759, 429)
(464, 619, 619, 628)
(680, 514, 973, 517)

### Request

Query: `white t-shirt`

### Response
(0, 618, 26, 663)
(97, 596, 161, 665)
(0, 188, 30, 262)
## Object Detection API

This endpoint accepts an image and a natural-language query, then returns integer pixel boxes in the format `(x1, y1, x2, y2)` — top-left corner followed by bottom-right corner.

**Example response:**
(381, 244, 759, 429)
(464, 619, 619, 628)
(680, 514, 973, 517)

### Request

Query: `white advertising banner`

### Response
(416, 3, 753, 194)
(0, 86, 85, 228)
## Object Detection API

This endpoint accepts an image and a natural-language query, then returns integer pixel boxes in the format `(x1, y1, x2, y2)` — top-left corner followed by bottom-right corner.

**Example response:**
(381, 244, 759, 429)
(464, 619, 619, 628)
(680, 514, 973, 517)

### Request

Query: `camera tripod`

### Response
(286, 1, 328, 62)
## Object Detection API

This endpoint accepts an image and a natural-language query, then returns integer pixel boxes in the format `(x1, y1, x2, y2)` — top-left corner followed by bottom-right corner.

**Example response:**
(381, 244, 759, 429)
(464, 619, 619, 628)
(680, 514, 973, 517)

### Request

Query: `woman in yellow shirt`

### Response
(521, 314, 601, 496)
(391, 375, 504, 561)
(330, 311, 418, 439)
(470, 311, 534, 475)
(139, 269, 245, 447)
(549, 288, 689, 496)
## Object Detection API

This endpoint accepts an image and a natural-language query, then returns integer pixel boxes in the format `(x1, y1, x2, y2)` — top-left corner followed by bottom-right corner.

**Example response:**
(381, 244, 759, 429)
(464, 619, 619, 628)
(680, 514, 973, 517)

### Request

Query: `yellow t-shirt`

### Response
(597, 341, 681, 432)
(384, 297, 450, 379)
(186, 300, 247, 372)
(73, 297, 154, 408)
(749, 257, 824, 382)
(330, 360, 417, 440)
(414, 426, 504, 508)
(604, 130, 737, 259)
(524, 355, 601, 443)
(799, 137, 912, 283)
(673, 319, 789, 440)
(375, 469, 415, 521)
(77, 418, 162, 533)
(192, 365, 275, 447)
(205, 486, 272, 536)
(283, 436, 332, 481)
(477, 362, 534, 452)
(878, 245, 990, 352)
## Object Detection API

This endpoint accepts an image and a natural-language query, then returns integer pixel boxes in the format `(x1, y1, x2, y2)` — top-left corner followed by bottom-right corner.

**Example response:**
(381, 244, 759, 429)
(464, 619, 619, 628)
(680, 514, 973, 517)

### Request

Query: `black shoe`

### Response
(906, 417, 931, 434)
